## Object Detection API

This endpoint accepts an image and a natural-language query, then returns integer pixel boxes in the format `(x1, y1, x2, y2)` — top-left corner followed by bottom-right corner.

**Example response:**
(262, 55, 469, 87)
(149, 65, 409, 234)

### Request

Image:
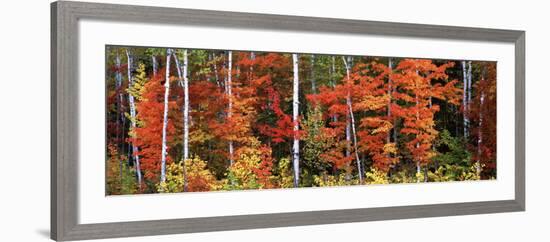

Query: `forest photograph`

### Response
(105, 45, 497, 195)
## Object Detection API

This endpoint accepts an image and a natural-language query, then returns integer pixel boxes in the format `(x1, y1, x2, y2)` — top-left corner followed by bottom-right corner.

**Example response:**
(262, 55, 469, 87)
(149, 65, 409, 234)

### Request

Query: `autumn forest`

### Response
(105, 46, 497, 195)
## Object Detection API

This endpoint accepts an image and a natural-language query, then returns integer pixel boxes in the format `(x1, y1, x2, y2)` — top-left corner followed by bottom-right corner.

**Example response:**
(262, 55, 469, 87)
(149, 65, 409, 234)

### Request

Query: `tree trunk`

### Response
(387, 58, 393, 144)
(416, 161, 421, 182)
(173, 51, 190, 161)
(152, 55, 158, 76)
(387, 58, 395, 170)
(331, 56, 337, 123)
(115, 53, 123, 182)
(477, 92, 485, 177)
(346, 119, 351, 157)
(211, 53, 221, 88)
(415, 70, 421, 183)
(462, 60, 469, 139)
(160, 49, 173, 184)
(116, 54, 126, 153)
(125, 49, 142, 189)
(292, 53, 300, 187)
(348, 98, 363, 183)
(343, 56, 363, 184)
(250, 52, 255, 72)
(172, 50, 190, 192)
(344, 60, 351, 177)
(182, 50, 190, 191)
(227, 51, 234, 166)
(182, 50, 190, 163)
(311, 54, 316, 94)
(429, 80, 436, 175)
(467, 61, 472, 106)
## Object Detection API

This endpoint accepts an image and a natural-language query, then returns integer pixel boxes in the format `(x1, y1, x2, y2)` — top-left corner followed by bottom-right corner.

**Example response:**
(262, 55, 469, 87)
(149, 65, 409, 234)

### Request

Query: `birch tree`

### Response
(115, 52, 123, 181)
(387, 58, 398, 173)
(462, 60, 469, 138)
(387, 58, 393, 144)
(172, 50, 190, 160)
(160, 49, 173, 184)
(125, 49, 142, 189)
(227, 51, 234, 165)
(476, 92, 485, 176)
(182, 50, 190, 162)
(152, 55, 158, 76)
(415, 70, 422, 182)
(345, 115, 351, 160)
(331, 56, 337, 123)
(211, 53, 221, 88)
(311, 54, 316, 93)
(467, 61, 472, 106)
(345, 62, 351, 162)
(342, 56, 363, 184)
(172, 50, 190, 191)
(292, 53, 300, 187)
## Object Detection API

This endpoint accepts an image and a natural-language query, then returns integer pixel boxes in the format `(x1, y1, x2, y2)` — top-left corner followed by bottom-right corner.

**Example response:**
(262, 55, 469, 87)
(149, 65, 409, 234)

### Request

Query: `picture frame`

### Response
(51, 1, 525, 241)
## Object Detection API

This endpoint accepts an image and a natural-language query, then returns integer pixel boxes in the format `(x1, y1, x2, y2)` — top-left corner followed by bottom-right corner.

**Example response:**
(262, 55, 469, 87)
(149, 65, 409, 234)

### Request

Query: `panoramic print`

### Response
(105, 46, 496, 195)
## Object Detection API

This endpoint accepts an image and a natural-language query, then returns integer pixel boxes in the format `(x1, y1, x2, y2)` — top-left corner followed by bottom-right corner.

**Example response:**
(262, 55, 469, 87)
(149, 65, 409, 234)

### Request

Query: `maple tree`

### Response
(352, 61, 397, 172)
(130, 67, 177, 186)
(391, 59, 461, 180)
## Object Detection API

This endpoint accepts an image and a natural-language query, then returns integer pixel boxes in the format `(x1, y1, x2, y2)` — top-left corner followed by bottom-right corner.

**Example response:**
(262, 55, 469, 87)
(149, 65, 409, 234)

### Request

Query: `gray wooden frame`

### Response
(51, 1, 525, 241)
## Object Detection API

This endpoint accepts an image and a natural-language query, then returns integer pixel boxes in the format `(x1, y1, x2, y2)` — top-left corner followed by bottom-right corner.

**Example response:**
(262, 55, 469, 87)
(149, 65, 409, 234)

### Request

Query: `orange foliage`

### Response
(130, 68, 177, 181)
(392, 59, 461, 167)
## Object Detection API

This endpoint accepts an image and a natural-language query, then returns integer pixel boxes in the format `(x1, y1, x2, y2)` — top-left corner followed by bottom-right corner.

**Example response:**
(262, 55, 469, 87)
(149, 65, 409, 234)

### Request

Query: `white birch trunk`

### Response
(387, 58, 396, 170)
(172, 51, 190, 161)
(182, 50, 190, 191)
(462, 60, 469, 138)
(428, 78, 436, 178)
(343, 56, 363, 184)
(115, 53, 123, 181)
(345, 116, 351, 158)
(115, 53, 123, 138)
(211, 53, 221, 88)
(172, 51, 190, 191)
(416, 160, 421, 182)
(152, 55, 158, 76)
(249, 52, 255, 72)
(119, 56, 127, 160)
(331, 56, 336, 89)
(387, 58, 393, 144)
(467, 61, 472, 105)
(182, 50, 190, 162)
(173, 55, 183, 84)
(343, 57, 351, 164)
(160, 49, 173, 184)
(227, 51, 234, 165)
(125, 50, 142, 189)
(311, 54, 316, 93)
(292, 53, 300, 187)
(392, 58, 398, 144)
(331, 56, 337, 123)
(415, 70, 421, 183)
(477, 92, 485, 177)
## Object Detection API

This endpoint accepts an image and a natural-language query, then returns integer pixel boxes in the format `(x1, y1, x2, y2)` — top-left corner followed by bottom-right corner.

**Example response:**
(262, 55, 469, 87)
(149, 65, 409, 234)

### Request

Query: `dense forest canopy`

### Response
(105, 46, 496, 195)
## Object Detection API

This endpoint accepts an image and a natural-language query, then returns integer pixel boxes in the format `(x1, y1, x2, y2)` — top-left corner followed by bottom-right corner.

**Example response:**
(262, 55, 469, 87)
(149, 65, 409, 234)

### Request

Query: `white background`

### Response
(0, 0, 547, 241)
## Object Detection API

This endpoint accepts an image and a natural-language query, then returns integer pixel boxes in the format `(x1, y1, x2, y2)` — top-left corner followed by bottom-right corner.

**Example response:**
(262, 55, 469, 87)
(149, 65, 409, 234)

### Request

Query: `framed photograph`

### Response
(51, 1, 525, 241)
